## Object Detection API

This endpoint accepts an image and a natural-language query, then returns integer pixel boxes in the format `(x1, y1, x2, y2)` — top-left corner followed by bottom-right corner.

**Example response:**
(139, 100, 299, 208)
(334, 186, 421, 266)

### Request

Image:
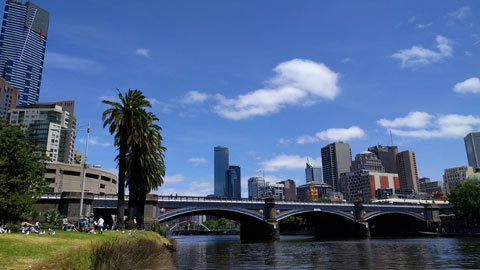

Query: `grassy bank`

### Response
(0, 230, 174, 270)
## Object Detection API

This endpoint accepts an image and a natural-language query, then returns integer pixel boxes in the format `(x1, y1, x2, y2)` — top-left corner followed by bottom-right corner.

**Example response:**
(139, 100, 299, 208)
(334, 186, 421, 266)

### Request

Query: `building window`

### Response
(45, 168, 56, 174)
(63, 170, 81, 176)
(45, 177, 55, 183)
(101, 176, 110, 182)
(100, 184, 105, 189)
(86, 173, 99, 179)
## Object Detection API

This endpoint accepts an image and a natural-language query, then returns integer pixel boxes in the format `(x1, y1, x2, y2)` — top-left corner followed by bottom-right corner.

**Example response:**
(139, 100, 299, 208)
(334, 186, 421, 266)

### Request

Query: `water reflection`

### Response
(172, 236, 480, 269)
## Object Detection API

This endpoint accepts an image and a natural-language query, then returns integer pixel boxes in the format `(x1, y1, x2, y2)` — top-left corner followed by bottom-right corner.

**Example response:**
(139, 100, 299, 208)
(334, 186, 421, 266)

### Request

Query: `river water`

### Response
(172, 235, 480, 269)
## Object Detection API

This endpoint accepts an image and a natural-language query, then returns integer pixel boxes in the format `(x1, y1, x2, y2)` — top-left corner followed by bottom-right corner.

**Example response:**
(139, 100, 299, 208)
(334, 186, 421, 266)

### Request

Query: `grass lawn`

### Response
(0, 230, 170, 270)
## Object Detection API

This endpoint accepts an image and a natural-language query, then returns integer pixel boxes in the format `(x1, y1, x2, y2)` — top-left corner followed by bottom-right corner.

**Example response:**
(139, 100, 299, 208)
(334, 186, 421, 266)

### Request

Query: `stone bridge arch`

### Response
(277, 209, 355, 222)
(365, 211, 427, 236)
(158, 207, 264, 223)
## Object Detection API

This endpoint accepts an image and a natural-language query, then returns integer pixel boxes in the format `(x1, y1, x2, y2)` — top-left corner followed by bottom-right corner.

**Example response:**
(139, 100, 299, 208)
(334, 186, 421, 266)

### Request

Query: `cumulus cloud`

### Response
(262, 154, 322, 172)
(77, 136, 111, 147)
(136, 48, 150, 57)
(214, 59, 340, 120)
(447, 6, 471, 21)
(163, 174, 186, 183)
(182, 91, 209, 104)
(377, 112, 480, 139)
(453, 77, 480, 94)
(296, 126, 366, 144)
(187, 157, 207, 166)
(416, 23, 432, 30)
(392, 35, 453, 69)
(154, 181, 213, 196)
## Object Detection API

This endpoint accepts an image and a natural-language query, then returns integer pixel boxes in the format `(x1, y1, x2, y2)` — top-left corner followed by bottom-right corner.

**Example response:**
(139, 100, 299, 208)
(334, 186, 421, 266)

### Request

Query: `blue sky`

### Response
(19, 1, 480, 197)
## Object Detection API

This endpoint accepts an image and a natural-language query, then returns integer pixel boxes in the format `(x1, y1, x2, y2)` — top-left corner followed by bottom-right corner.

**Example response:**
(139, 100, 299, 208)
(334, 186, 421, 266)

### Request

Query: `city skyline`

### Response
(7, 1, 479, 197)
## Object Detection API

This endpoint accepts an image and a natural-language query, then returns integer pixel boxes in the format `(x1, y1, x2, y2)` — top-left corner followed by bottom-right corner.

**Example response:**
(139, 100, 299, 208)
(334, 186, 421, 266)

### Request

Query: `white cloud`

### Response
(163, 174, 186, 184)
(77, 136, 111, 147)
(378, 112, 480, 139)
(341, 57, 352, 63)
(454, 77, 480, 94)
(45, 52, 97, 71)
(392, 35, 453, 69)
(262, 154, 322, 172)
(187, 157, 207, 166)
(98, 95, 119, 103)
(447, 6, 471, 20)
(154, 181, 213, 196)
(147, 97, 174, 113)
(408, 16, 416, 24)
(296, 126, 366, 144)
(182, 91, 209, 104)
(416, 23, 432, 30)
(377, 111, 434, 129)
(214, 59, 340, 120)
(136, 48, 150, 57)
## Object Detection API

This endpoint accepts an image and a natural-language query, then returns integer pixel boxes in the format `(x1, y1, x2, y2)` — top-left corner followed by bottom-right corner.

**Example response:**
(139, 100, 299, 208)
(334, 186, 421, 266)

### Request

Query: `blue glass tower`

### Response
(227, 165, 241, 199)
(214, 146, 229, 196)
(0, 1, 49, 106)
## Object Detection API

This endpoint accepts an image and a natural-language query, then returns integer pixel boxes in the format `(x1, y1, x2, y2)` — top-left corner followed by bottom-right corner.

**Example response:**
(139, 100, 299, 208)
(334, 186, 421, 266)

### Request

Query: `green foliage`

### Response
(202, 220, 217, 230)
(44, 209, 62, 228)
(151, 221, 167, 236)
(217, 218, 228, 229)
(448, 181, 480, 223)
(0, 120, 47, 223)
(279, 216, 311, 231)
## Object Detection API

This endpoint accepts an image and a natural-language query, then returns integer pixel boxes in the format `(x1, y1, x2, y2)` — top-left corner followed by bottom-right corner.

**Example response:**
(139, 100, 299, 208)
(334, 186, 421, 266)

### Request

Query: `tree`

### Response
(0, 120, 47, 223)
(102, 89, 152, 230)
(448, 181, 480, 225)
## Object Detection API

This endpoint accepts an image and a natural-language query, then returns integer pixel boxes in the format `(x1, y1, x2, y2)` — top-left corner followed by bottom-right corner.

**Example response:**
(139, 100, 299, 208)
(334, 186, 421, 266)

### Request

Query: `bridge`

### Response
(35, 192, 446, 240)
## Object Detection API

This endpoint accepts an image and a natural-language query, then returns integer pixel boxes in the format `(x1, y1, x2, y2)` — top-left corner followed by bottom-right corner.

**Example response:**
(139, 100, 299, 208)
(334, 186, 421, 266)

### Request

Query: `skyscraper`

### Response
(0, 0, 49, 106)
(465, 132, 480, 169)
(368, 145, 398, 173)
(321, 142, 352, 192)
(227, 165, 241, 199)
(305, 160, 322, 183)
(396, 150, 419, 192)
(248, 176, 265, 199)
(350, 151, 385, 172)
(0, 77, 19, 118)
(214, 146, 229, 196)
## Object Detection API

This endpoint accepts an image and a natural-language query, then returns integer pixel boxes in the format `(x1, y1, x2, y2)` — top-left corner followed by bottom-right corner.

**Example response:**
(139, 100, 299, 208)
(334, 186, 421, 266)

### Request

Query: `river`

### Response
(172, 235, 480, 269)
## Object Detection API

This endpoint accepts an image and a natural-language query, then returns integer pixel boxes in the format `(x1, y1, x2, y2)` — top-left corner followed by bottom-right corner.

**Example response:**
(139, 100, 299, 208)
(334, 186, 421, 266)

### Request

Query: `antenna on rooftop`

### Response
(390, 130, 394, 146)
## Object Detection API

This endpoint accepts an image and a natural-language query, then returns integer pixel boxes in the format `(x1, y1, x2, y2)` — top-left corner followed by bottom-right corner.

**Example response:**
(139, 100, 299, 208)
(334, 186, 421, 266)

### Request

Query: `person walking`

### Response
(98, 215, 104, 234)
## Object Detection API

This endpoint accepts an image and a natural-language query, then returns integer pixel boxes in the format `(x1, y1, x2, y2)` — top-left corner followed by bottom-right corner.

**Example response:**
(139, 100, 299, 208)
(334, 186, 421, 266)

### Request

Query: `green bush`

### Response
(151, 221, 167, 236)
(44, 209, 62, 229)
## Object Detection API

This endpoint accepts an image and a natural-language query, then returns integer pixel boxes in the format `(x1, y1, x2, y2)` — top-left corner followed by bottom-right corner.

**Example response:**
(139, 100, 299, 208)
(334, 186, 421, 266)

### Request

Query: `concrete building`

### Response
(227, 165, 241, 199)
(296, 182, 332, 201)
(278, 179, 297, 200)
(339, 170, 400, 202)
(214, 146, 229, 197)
(350, 151, 385, 172)
(396, 150, 419, 193)
(0, 1, 49, 105)
(321, 142, 352, 192)
(368, 145, 398, 173)
(443, 166, 474, 194)
(418, 177, 443, 194)
(9, 101, 76, 163)
(264, 182, 284, 200)
(305, 160, 322, 183)
(44, 162, 117, 194)
(0, 77, 19, 119)
(465, 132, 480, 169)
(248, 176, 265, 199)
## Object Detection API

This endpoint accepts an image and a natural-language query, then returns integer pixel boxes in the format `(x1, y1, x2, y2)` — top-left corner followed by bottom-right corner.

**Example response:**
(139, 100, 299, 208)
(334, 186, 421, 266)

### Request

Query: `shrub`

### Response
(44, 209, 62, 229)
(151, 221, 167, 236)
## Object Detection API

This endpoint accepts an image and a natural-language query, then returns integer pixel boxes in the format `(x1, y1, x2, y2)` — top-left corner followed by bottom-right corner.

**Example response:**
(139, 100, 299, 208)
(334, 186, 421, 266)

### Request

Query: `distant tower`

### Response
(305, 159, 322, 183)
(368, 145, 399, 173)
(214, 146, 229, 196)
(321, 142, 352, 192)
(465, 132, 480, 169)
(227, 165, 241, 199)
(0, 1, 50, 105)
(396, 150, 419, 192)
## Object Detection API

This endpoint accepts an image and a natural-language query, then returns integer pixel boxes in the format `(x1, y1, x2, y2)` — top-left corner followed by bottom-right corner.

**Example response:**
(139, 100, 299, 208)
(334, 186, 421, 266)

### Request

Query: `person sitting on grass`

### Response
(62, 216, 68, 230)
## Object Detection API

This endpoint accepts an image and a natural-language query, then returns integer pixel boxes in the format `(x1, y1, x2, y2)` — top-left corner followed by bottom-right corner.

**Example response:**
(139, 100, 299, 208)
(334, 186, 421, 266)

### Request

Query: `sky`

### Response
(13, 1, 480, 197)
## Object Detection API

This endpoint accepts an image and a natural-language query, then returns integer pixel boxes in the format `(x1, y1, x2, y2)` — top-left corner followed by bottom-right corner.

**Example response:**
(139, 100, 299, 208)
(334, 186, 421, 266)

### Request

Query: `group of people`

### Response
(77, 213, 105, 234)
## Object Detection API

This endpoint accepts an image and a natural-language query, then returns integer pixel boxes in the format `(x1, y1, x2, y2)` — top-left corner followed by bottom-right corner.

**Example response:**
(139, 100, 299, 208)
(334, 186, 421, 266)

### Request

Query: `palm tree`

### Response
(102, 89, 151, 230)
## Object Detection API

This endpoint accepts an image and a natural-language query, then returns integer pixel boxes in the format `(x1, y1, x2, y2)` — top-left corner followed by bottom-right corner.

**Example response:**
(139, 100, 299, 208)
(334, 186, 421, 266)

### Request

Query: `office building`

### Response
(248, 176, 264, 199)
(44, 162, 117, 194)
(264, 182, 284, 200)
(350, 151, 385, 172)
(339, 170, 400, 202)
(321, 142, 352, 192)
(227, 165, 241, 199)
(278, 179, 296, 200)
(9, 101, 76, 163)
(465, 132, 480, 169)
(368, 145, 398, 173)
(396, 150, 419, 192)
(214, 146, 229, 196)
(443, 166, 474, 194)
(305, 160, 322, 183)
(296, 182, 332, 201)
(0, 1, 49, 105)
(418, 177, 443, 194)
(0, 77, 19, 118)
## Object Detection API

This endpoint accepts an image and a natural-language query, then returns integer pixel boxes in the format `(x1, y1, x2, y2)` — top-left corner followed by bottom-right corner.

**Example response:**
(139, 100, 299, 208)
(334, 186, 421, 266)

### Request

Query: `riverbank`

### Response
(0, 230, 174, 270)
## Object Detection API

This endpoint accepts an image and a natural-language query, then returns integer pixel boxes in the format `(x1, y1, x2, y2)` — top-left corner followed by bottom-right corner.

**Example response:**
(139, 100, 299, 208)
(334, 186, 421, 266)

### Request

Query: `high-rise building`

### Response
(443, 166, 474, 194)
(464, 132, 480, 169)
(305, 160, 322, 183)
(350, 151, 385, 172)
(227, 165, 241, 199)
(9, 101, 76, 163)
(368, 145, 398, 173)
(321, 142, 352, 192)
(214, 146, 229, 196)
(296, 182, 332, 201)
(0, 77, 19, 118)
(264, 182, 284, 200)
(278, 179, 296, 200)
(339, 170, 399, 202)
(396, 150, 419, 192)
(248, 176, 265, 199)
(418, 177, 443, 194)
(0, 1, 49, 105)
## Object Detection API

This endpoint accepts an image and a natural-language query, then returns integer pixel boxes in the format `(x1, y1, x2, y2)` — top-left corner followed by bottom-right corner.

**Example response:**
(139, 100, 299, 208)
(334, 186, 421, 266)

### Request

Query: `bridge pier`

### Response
(240, 197, 279, 241)
(353, 201, 370, 237)
(424, 202, 441, 232)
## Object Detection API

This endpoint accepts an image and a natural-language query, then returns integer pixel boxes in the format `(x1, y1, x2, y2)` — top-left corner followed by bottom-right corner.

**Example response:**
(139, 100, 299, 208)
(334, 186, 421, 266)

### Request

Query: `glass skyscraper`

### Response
(305, 161, 322, 183)
(227, 165, 241, 199)
(214, 146, 229, 196)
(465, 132, 480, 169)
(0, 1, 49, 106)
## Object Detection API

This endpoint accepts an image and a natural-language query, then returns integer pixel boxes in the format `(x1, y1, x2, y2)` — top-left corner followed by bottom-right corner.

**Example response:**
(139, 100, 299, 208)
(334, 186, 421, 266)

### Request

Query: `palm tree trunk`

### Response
(116, 142, 127, 230)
